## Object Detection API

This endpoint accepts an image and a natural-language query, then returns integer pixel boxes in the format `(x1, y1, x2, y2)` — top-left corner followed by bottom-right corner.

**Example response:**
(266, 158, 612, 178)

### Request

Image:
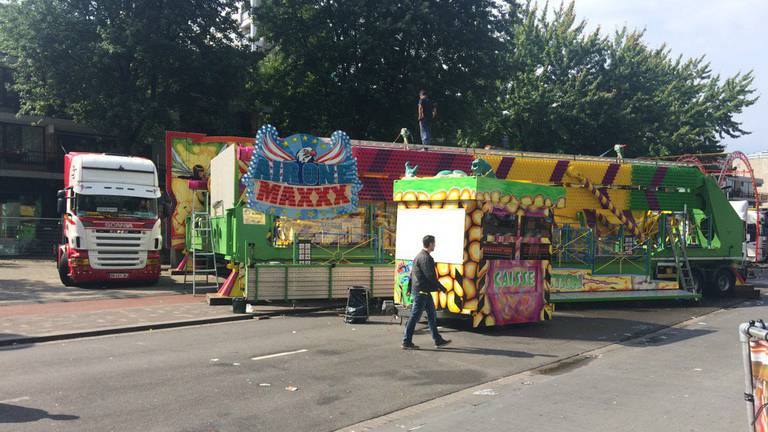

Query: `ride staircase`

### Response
(184, 190, 220, 295)
(667, 218, 699, 294)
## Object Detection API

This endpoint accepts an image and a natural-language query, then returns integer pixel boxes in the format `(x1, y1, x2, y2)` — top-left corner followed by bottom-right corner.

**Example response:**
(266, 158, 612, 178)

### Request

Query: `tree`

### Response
(473, 2, 758, 156)
(0, 0, 254, 150)
(252, 0, 517, 142)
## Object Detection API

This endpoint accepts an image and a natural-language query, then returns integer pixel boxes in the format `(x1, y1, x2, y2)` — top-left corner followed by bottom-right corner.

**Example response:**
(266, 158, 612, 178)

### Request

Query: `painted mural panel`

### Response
(167, 133, 234, 250)
(752, 340, 768, 432)
(485, 260, 543, 325)
(550, 269, 679, 292)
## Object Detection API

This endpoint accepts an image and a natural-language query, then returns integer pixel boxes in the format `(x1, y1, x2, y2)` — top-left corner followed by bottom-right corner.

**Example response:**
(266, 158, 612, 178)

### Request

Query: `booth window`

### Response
(521, 215, 549, 238)
(482, 211, 518, 259)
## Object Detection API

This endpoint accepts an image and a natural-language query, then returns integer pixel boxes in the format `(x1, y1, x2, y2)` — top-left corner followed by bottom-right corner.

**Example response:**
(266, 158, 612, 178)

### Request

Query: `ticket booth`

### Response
(393, 174, 565, 327)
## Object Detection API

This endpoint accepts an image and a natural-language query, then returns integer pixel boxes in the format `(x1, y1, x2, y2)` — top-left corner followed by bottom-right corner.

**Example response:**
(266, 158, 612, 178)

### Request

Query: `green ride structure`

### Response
(166, 126, 747, 305)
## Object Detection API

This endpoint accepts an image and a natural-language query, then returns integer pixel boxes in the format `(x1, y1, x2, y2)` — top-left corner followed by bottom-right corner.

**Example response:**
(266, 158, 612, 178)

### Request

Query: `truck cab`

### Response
(56, 153, 162, 286)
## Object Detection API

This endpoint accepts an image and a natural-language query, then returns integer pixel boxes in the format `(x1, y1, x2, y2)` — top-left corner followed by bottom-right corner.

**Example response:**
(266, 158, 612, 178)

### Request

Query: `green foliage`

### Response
(0, 0, 255, 149)
(252, 0, 517, 141)
(483, 2, 758, 156)
(0, 0, 758, 157)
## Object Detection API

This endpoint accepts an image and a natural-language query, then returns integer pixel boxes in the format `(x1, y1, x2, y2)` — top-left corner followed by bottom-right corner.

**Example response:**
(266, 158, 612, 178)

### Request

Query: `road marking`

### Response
(250, 349, 308, 361)
(0, 396, 30, 403)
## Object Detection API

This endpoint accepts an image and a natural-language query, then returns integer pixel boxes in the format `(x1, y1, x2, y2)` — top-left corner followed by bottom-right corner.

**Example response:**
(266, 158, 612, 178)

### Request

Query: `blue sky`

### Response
(571, 0, 767, 155)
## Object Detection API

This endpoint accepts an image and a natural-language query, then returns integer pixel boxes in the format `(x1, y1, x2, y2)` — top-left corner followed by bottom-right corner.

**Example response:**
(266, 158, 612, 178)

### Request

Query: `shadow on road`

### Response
(428, 314, 715, 348)
(0, 403, 79, 423)
(420, 346, 557, 359)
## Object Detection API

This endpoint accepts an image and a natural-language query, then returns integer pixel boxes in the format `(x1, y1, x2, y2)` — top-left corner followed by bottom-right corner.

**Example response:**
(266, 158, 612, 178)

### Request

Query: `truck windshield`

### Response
(75, 194, 157, 219)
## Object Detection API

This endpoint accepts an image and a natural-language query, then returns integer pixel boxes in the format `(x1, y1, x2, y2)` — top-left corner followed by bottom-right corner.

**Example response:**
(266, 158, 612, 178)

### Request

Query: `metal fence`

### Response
(552, 224, 650, 276)
(0, 217, 60, 257)
(246, 263, 394, 302)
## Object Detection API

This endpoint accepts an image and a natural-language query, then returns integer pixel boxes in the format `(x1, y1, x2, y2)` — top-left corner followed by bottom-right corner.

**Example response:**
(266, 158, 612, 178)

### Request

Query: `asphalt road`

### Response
(0, 298, 747, 432)
(346, 296, 767, 432)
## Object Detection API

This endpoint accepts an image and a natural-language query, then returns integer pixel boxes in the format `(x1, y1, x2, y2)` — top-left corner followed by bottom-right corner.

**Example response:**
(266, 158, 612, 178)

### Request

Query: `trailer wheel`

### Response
(712, 268, 736, 297)
(58, 256, 74, 287)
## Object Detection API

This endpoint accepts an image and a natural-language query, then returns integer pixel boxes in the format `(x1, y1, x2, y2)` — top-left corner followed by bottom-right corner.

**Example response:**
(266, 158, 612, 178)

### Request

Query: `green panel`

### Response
(651, 175, 744, 261)
(692, 209, 720, 249)
(630, 164, 703, 189)
(211, 215, 230, 256)
(629, 191, 700, 211)
(662, 166, 704, 189)
(394, 176, 565, 201)
(227, 205, 387, 265)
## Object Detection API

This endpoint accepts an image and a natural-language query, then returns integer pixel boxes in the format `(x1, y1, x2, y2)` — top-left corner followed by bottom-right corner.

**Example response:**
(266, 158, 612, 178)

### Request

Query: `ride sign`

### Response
(485, 260, 544, 325)
(242, 124, 362, 219)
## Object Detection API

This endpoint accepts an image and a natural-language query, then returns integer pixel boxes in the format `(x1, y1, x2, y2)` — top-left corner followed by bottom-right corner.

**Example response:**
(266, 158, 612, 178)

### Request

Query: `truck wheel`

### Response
(712, 268, 736, 297)
(58, 256, 74, 287)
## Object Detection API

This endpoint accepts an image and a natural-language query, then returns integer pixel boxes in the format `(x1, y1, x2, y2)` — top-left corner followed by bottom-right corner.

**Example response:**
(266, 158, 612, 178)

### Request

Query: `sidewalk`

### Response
(0, 293, 335, 346)
(0, 259, 189, 305)
(341, 294, 767, 432)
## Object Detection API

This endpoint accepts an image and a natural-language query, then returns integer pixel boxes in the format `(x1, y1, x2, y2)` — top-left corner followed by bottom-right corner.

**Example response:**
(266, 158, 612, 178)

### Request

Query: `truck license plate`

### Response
(109, 273, 129, 279)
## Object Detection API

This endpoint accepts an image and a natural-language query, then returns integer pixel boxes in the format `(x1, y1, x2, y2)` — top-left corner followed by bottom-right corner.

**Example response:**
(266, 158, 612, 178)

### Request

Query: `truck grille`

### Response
(88, 229, 149, 269)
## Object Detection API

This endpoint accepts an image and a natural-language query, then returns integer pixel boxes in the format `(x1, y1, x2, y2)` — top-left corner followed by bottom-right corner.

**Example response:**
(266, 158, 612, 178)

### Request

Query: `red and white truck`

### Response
(56, 153, 162, 286)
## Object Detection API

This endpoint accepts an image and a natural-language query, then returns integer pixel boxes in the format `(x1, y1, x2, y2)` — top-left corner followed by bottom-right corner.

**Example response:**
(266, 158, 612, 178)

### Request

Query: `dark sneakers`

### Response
(435, 339, 452, 348)
(401, 342, 420, 350)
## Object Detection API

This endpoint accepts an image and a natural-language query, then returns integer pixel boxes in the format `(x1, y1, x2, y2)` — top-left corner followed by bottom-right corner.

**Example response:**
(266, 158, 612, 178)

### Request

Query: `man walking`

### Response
(417, 89, 436, 146)
(402, 235, 451, 349)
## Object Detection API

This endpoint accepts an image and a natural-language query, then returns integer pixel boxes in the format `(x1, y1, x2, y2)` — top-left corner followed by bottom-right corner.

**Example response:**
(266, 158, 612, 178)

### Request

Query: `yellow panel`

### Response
(613, 165, 632, 185)
(482, 155, 504, 172)
(596, 209, 621, 225)
(568, 161, 604, 182)
(556, 187, 628, 211)
(493, 157, 635, 187)
(505, 159, 558, 184)
(607, 190, 628, 209)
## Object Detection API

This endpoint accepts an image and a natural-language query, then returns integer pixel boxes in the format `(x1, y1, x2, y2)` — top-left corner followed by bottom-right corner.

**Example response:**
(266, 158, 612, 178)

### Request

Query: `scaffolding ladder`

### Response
(667, 213, 697, 293)
(184, 190, 219, 295)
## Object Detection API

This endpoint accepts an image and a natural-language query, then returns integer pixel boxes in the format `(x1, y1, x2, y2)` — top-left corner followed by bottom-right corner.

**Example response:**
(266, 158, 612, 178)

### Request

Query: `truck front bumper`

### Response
(70, 265, 161, 284)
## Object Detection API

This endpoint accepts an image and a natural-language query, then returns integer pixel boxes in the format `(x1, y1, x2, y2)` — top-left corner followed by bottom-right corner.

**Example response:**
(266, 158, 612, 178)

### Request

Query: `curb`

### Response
(0, 306, 336, 347)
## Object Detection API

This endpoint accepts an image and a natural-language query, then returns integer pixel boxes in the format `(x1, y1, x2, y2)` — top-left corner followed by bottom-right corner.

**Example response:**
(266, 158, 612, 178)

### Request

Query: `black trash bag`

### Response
(345, 286, 368, 324)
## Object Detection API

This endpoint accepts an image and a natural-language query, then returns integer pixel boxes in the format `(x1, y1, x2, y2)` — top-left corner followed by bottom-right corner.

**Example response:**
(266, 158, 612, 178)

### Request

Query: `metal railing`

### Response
(0, 150, 63, 171)
(593, 233, 650, 275)
(0, 217, 60, 257)
(290, 227, 393, 264)
(552, 226, 593, 267)
(553, 224, 650, 275)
